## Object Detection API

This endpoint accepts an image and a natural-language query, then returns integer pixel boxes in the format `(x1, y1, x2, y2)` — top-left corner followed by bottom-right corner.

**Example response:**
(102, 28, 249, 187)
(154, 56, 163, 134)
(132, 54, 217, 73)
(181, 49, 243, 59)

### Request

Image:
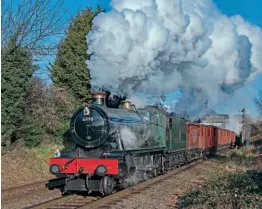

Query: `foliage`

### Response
(20, 78, 75, 147)
(49, 86, 76, 144)
(180, 171, 262, 209)
(51, 7, 104, 104)
(2, 6, 105, 149)
(20, 78, 48, 147)
(1, 39, 36, 147)
(180, 154, 262, 209)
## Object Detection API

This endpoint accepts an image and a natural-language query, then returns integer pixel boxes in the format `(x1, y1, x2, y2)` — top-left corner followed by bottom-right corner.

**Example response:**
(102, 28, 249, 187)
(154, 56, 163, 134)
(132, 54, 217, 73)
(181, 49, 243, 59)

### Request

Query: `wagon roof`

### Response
(186, 122, 236, 134)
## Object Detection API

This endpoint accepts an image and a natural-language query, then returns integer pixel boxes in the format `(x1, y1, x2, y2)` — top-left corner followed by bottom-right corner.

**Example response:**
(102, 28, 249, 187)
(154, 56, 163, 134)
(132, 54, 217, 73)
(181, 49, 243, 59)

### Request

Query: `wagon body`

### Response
(186, 123, 215, 150)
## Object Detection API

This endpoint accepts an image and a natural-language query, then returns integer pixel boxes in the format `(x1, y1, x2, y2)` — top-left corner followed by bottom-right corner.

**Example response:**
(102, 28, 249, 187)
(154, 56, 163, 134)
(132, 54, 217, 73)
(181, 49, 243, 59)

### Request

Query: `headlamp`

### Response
(95, 165, 107, 176)
(50, 164, 60, 175)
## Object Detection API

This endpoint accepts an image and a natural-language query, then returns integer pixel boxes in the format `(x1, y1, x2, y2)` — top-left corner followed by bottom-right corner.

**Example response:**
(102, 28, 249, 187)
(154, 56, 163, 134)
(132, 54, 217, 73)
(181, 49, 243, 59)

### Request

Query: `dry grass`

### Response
(211, 147, 261, 173)
(179, 147, 262, 209)
(1, 144, 63, 189)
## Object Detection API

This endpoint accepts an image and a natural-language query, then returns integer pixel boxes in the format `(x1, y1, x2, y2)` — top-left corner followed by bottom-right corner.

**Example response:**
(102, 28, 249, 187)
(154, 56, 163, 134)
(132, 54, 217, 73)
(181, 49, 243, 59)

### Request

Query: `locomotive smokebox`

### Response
(92, 92, 107, 105)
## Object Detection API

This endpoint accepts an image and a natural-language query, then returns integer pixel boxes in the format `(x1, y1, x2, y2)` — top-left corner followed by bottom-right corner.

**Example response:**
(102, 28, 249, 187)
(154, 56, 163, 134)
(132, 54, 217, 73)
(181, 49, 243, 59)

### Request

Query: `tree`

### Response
(51, 7, 104, 104)
(20, 78, 52, 147)
(1, 39, 36, 147)
(1, 0, 69, 59)
(253, 91, 262, 139)
(20, 78, 75, 147)
(254, 91, 262, 115)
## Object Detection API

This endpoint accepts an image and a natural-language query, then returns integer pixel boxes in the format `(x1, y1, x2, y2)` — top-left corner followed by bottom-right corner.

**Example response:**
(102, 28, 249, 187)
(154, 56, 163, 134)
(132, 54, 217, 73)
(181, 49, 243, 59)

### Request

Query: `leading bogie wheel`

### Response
(102, 175, 114, 196)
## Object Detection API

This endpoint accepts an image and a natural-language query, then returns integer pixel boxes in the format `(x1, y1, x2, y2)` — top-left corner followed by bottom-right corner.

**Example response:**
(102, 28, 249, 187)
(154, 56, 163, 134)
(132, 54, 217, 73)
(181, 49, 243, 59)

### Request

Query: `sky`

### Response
(34, 0, 262, 115)
(208, 0, 262, 115)
(63, 0, 262, 27)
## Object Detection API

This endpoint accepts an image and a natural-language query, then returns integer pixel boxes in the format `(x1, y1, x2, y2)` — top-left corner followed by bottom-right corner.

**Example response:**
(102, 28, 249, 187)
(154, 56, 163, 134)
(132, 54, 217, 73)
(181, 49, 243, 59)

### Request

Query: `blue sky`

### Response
(214, 0, 262, 27)
(35, 0, 262, 115)
(64, 0, 112, 14)
(63, 0, 262, 27)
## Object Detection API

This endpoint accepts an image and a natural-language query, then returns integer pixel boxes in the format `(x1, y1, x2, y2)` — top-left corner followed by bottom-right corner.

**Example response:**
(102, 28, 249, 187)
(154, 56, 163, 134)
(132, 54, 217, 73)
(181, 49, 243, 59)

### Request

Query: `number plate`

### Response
(82, 117, 94, 122)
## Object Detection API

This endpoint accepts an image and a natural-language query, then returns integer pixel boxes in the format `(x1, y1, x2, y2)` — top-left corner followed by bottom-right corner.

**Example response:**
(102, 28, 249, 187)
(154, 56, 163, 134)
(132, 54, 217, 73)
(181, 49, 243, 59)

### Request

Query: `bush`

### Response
(22, 119, 45, 147)
(180, 171, 262, 209)
(20, 78, 76, 147)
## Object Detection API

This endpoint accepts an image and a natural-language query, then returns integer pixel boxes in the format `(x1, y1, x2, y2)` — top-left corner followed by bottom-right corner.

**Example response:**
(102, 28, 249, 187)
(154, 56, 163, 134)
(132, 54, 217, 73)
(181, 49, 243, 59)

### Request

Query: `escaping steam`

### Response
(120, 126, 152, 149)
(120, 127, 139, 149)
(225, 115, 242, 135)
(87, 0, 262, 116)
(128, 95, 149, 108)
(119, 126, 155, 186)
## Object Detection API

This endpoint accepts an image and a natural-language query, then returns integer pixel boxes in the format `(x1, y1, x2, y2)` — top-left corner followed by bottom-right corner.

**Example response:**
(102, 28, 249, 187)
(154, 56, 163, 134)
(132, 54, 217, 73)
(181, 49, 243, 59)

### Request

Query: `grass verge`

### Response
(1, 144, 63, 189)
(179, 147, 262, 209)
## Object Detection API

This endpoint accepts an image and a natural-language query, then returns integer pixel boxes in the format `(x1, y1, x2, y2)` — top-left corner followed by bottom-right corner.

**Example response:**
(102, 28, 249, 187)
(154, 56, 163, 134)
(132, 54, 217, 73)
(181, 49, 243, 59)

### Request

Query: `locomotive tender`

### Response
(46, 92, 235, 195)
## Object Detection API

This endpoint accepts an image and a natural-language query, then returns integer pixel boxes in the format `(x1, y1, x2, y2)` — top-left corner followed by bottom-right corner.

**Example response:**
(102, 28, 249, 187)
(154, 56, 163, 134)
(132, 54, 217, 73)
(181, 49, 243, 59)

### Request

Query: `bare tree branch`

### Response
(1, 0, 70, 58)
(254, 91, 262, 115)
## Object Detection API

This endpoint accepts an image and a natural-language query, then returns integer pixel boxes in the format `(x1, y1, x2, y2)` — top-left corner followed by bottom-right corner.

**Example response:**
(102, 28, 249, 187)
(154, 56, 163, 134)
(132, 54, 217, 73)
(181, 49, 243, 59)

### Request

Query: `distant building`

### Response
(200, 113, 259, 139)
(200, 114, 229, 128)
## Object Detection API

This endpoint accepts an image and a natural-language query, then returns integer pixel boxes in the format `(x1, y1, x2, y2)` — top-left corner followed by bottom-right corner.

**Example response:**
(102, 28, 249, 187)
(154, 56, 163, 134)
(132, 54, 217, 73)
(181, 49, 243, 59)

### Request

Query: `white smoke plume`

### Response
(87, 0, 262, 116)
(225, 115, 242, 135)
(129, 94, 149, 108)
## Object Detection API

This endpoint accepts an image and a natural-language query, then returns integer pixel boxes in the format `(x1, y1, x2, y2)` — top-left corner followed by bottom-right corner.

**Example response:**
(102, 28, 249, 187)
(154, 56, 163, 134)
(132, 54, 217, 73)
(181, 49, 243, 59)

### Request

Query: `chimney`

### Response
(91, 92, 107, 105)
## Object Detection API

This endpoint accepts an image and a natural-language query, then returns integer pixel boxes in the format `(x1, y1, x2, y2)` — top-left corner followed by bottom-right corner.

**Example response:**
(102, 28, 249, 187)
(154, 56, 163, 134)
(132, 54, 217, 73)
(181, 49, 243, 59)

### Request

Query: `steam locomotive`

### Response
(46, 92, 235, 196)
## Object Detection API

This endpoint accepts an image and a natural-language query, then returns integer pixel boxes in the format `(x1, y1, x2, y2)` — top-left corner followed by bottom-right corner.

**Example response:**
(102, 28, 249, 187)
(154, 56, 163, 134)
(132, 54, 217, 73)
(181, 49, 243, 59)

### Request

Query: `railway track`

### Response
(2, 180, 49, 203)
(26, 194, 99, 209)
(26, 148, 235, 209)
(2, 180, 48, 193)
(27, 159, 204, 209)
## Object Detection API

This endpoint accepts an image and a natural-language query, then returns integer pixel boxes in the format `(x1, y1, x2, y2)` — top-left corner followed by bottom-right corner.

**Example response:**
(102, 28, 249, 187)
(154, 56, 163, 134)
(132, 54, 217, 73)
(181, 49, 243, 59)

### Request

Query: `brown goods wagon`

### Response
(225, 131, 229, 145)
(186, 123, 200, 149)
(227, 130, 236, 145)
(226, 130, 231, 144)
(187, 123, 215, 150)
(216, 128, 233, 146)
(199, 125, 206, 148)
(197, 125, 215, 149)
(226, 130, 230, 144)
(203, 125, 215, 148)
(198, 125, 208, 149)
(215, 128, 222, 146)
(221, 129, 226, 145)
(231, 131, 236, 144)
(219, 129, 224, 145)
(199, 125, 205, 148)
(221, 129, 227, 145)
